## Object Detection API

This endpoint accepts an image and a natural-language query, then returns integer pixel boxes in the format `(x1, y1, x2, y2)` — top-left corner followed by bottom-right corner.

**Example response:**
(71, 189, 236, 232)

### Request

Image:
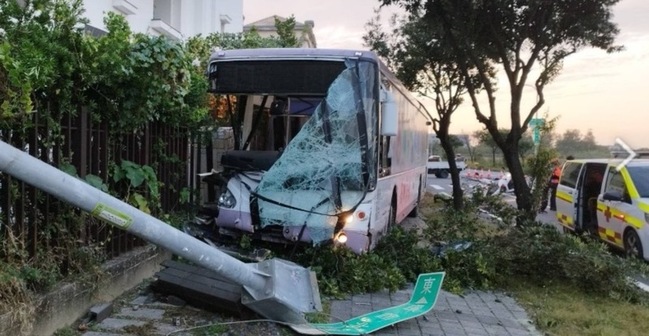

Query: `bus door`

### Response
(597, 168, 630, 248)
(556, 161, 584, 230)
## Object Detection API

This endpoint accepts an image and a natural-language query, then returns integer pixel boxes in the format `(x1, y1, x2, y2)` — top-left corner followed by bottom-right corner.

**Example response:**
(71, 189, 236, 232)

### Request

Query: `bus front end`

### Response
(199, 49, 381, 253)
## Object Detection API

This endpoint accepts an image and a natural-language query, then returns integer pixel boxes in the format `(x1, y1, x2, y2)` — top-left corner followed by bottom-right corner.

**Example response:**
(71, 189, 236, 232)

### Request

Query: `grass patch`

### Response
(190, 324, 228, 335)
(511, 281, 649, 336)
(123, 321, 155, 336)
(419, 192, 442, 218)
(305, 299, 331, 324)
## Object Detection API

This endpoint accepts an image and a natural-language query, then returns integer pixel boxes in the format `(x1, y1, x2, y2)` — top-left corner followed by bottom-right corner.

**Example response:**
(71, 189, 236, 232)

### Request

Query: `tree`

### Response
(582, 129, 598, 151)
(380, 0, 622, 221)
(439, 135, 464, 159)
(448, 134, 464, 149)
(555, 129, 584, 154)
(518, 133, 535, 163)
(458, 133, 477, 162)
(474, 128, 507, 167)
(274, 15, 300, 47)
(540, 128, 557, 149)
(364, 9, 481, 210)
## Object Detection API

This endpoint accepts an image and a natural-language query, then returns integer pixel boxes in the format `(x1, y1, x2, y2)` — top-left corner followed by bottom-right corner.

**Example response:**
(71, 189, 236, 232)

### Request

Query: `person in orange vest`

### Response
(540, 158, 562, 212)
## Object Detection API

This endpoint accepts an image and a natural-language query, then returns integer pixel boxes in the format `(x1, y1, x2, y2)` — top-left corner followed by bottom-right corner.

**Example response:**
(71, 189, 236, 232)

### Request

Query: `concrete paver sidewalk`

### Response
(329, 284, 542, 336)
(81, 281, 541, 336)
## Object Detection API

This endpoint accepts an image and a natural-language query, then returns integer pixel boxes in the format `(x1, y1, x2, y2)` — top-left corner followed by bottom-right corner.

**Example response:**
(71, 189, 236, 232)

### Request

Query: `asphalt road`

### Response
(425, 174, 558, 226)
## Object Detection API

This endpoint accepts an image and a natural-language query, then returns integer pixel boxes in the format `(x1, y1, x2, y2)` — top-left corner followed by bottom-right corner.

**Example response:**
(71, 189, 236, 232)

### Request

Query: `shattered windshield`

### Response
(254, 60, 377, 243)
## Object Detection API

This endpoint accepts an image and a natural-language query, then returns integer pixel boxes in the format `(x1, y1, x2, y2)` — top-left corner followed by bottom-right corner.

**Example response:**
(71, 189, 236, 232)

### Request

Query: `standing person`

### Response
(540, 158, 562, 212)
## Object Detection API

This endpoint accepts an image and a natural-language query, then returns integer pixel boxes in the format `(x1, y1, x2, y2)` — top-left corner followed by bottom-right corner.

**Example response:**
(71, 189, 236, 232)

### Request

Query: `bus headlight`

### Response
(218, 189, 236, 208)
(335, 232, 348, 244)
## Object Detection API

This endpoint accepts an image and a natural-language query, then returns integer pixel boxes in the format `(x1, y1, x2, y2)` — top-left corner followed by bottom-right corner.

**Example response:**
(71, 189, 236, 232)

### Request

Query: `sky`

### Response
(243, 0, 649, 148)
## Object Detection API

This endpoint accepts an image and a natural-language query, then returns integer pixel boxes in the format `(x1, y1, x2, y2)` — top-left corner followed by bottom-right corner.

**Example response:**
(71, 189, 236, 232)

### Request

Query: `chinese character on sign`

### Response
(377, 312, 399, 320)
(422, 278, 436, 294)
(529, 118, 544, 146)
(404, 305, 423, 312)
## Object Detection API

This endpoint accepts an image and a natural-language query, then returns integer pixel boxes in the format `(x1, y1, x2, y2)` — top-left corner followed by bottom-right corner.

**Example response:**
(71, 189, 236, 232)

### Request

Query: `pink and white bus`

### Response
(202, 48, 431, 253)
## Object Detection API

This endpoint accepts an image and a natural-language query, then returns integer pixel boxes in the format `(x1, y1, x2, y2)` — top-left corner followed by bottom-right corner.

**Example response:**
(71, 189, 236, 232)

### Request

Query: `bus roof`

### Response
(207, 47, 433, 123)
(208, 48, 382, 63)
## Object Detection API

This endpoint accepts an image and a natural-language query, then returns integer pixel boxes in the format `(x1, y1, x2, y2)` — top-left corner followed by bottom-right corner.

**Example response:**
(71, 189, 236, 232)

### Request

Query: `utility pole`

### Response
(0, 140, 321, 324)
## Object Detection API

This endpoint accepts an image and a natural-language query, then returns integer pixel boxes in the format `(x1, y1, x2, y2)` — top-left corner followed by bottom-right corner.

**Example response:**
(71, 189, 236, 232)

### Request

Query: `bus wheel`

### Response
(624, 229, 643, 260)
(439, 170, 449, 179)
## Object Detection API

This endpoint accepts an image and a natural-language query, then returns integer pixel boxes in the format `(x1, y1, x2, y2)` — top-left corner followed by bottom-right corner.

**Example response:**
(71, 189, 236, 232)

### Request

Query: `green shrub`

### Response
(294, 185, 649, 304)
(483, 224, 649, 303)
(296, 245, 405, 298)
(374, 226, 441, 280)
(420, 193, 649, 303)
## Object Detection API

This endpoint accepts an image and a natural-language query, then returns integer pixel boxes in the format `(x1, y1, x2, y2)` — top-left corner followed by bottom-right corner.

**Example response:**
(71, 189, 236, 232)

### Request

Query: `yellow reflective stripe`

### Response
(639, 202, 649, 213)
(556, 212, 573, 225)
(626, 215, 644, 229)
(597, 202, 644, 229)
(620, 167, 640, 199)
(598, 227, 623, 247)
(556, 190, 573, 203)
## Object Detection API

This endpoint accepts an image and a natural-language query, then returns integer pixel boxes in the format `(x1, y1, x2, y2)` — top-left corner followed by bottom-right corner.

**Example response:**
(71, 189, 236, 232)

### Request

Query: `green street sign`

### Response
(290, 272, 445, 335)
(532, 129, 540, 144)
(529, 118, 544, 145)
(529, 118, 544, 128)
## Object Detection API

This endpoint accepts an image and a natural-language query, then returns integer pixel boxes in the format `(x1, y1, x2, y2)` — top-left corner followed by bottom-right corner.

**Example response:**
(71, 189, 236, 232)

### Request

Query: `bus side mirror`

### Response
(380, 90, 398, 136)
(602, 190, 623, 202)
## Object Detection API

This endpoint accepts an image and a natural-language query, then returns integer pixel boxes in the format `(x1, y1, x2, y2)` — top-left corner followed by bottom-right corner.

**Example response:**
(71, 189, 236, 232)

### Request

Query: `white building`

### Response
(82, 0, 244, 40)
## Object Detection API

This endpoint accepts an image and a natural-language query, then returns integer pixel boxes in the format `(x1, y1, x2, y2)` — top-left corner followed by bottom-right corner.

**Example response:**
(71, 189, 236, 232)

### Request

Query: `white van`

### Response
(556, 159, 649, 259)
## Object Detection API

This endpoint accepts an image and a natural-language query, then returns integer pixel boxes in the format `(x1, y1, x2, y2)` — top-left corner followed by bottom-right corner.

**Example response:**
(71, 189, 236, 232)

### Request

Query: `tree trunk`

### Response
(442, 143, 463, 210)
(501, 143, 535, 224)
(491, 148, 496, 167)
(437, 128, 463, 210)
(466, 141, 475, 162)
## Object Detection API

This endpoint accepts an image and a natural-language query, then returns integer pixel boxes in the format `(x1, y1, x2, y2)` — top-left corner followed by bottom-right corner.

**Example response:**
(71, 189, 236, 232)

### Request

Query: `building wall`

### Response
(83, 0, 156, 34)
(180, 0, 243, 36)
(82, 0, 243, 38)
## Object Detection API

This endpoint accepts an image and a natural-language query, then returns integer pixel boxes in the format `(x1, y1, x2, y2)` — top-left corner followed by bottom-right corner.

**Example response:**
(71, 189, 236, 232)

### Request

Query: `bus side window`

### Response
(604, 171, 631, 203)
(379, 79, 392, 177)
(379, 136, 391, 177)
(560, 162, 582, 188)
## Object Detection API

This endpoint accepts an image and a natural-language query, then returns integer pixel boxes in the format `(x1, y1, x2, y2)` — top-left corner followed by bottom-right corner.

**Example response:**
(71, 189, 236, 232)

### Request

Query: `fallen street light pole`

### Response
(0, 140, 321, 324)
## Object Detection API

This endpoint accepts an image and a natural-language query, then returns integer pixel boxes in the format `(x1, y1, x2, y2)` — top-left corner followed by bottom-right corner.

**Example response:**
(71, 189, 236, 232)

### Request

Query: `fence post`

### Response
(78, 106, 89, 178)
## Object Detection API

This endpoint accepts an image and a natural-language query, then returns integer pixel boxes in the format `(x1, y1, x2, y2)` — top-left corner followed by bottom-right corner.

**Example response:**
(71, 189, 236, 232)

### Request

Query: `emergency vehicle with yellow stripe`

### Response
(556, 158, 649, 259)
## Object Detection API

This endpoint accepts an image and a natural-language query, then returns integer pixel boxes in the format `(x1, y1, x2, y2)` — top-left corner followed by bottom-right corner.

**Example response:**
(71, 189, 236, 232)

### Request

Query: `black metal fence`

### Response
(0, 107, 190, 261)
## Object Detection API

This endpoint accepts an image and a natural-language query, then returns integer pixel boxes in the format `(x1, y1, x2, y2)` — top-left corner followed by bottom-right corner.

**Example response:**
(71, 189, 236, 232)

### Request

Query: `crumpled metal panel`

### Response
(255, 60, 377, 243)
